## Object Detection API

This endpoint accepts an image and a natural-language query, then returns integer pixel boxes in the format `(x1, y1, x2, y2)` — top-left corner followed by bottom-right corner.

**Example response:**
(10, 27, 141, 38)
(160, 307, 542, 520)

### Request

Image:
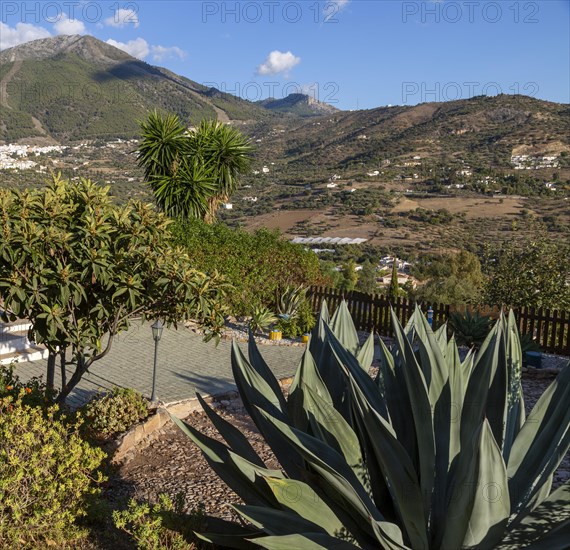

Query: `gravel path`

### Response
(106, 372, 569, 521)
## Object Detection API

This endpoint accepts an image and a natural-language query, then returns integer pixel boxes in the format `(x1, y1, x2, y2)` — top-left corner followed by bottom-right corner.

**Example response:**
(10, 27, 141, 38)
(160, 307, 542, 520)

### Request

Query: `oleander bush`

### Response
(0, 394, 105, 548)
(83, 387, 149, 439)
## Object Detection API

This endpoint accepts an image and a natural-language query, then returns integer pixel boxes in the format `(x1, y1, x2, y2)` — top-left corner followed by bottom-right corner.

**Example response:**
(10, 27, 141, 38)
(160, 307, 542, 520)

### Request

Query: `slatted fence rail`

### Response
(307, 286, 570, 356)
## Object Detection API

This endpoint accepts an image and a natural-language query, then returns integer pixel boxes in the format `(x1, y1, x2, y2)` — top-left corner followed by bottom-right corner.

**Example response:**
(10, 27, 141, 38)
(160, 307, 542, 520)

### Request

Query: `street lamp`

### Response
(150, 320, 164, 403)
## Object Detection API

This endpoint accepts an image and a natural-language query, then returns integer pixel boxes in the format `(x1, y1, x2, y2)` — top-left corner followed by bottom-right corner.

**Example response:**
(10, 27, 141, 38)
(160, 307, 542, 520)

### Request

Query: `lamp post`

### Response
(150, 320, 164, 403)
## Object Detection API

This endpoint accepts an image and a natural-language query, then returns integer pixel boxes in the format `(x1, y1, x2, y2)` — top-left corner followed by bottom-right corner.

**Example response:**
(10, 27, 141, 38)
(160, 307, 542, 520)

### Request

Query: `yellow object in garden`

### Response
(269, 330, 282, 341)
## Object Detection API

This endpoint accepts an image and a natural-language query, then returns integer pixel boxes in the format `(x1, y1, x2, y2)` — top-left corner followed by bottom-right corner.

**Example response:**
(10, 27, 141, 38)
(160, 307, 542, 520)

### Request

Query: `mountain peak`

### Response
(0, 34, 134, 65)
(257, 93, 340, 117)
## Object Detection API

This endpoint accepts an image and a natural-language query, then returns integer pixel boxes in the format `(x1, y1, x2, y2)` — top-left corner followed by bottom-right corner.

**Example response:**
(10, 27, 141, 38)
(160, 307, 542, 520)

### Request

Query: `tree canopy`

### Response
(412, 250, 484, 305)
(483, 237, 570, 309)
(137, 111, 253, 222)
(0, 177, 228, 402)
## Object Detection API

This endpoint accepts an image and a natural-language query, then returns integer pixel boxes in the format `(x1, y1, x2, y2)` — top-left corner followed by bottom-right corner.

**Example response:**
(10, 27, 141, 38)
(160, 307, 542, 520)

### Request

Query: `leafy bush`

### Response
(113, 493, 205, 550)
(0, 395, 105, 548)
(448, 310, 493, 347)
(83, 387, 149, 439)
(170, 220, 326, 315)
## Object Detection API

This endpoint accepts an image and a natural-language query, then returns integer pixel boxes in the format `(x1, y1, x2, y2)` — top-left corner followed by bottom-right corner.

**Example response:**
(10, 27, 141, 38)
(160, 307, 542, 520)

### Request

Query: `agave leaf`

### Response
(309, 313, 352, 421)
(461, 420, 510, 549)
(256, 407, 405, 549)
(264, 477, 345, 537)
(377, 337, 417, 460)
(195, 517, 262, 550)
(232, 340, 287, 419)
(196, 393, 265, 467)
(302, 384, 366, 487)
(407, 307, 456, 541)
(251, 533, 361, 550)
(459, 318, 503, 451)
(434, 323, 449, 356)
(290, 348, 332, 402)
(347, 375, 429, 550)
(461, 348, 475, 386)
(507, 364, 570, 524)
(356, 332, 375, 371)
(231, 341, 303, 477)
(288, 349, 330, 431)
(169, 413, 280, 507)
(497, 482, 570, 550)
(330, 301, 360, 355)
(485, 320, 508, 451)
(502, 311, 526, 463)
(446, 335, 464, 466)
(390, 309, 435, 529)
(324, 323, 389, 421)
(409, 307, 449, 404)
(247, 330, 288, 411)
(232, 504, 330, 536)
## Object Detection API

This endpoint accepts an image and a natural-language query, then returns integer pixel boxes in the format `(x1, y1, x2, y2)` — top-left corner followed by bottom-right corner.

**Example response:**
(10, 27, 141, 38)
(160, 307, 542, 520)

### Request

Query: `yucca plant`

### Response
(171, 302, 570, 549)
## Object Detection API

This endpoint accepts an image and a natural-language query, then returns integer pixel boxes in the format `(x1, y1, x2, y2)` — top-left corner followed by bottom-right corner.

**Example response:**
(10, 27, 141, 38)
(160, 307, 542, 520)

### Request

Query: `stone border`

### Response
(111, 376, 294, 464)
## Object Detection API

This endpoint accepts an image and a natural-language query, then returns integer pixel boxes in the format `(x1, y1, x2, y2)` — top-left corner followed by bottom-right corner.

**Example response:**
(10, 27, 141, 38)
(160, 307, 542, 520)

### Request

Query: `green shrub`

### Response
(83, 387, 149, 439)
(170, 220, 326, 315)
(0, 395, 105, 548)
(112, 493, 205, 550)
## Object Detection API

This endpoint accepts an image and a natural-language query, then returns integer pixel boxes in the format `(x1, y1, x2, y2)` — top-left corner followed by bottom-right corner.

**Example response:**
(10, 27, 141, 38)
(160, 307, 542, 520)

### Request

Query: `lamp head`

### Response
(151, 320, 164, 342)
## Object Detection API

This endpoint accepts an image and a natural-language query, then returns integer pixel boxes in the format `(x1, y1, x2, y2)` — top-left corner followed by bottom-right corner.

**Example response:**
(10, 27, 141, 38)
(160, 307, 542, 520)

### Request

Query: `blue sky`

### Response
(1, 1, 569, 109)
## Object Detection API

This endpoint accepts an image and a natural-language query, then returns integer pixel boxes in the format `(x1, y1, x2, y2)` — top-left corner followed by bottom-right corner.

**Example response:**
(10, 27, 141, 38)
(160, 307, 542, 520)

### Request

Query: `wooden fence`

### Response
(307, 286, 570, 356)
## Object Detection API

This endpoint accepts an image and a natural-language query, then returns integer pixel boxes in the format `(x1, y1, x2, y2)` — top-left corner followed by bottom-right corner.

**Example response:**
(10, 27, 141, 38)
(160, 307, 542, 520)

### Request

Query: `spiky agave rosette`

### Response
(170, 301, 570, 549)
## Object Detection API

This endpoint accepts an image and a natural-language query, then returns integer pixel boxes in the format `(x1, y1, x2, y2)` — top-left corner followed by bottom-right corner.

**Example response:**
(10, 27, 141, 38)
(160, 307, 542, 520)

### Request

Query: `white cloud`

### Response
(104, 8, 140, 28)
(0, 22, 51, 51)
(257, 50, 300, 76)
(53, 14, 86, 35)
(150, 45, 187, 62)
(106, 37, 149, 59)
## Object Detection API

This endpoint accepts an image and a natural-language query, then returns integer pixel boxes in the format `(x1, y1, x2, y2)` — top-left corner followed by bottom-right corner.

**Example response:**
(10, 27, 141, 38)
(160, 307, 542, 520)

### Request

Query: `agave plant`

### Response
(448, 310, 493, 348)
(277, 285, 307, 319)
(249, 305, 278, 336)
(171, 302, 570, 549)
